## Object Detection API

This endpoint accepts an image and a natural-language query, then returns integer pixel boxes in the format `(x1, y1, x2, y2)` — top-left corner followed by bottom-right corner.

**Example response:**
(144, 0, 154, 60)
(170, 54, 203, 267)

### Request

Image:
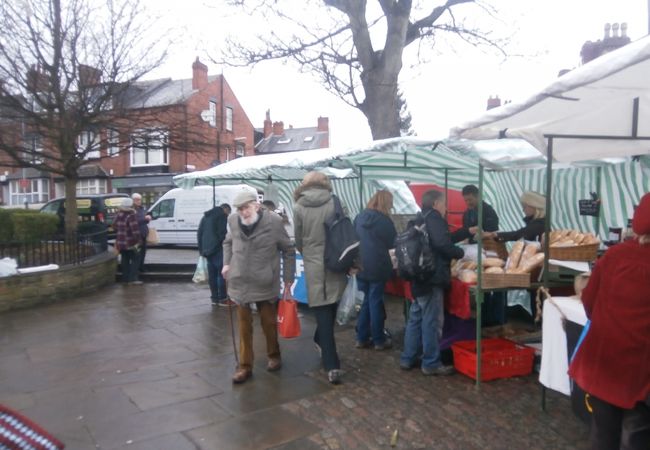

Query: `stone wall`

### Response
(0, 252, 117, 313)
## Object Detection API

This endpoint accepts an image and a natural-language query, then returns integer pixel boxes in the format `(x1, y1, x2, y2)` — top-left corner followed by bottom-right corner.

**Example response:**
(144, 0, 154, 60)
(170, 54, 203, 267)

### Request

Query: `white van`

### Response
(147, 184, 258, 246)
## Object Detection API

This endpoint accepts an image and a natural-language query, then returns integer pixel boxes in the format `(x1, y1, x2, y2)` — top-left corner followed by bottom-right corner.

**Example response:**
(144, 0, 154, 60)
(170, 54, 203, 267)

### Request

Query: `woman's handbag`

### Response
(277, 289, 301, 339)
(146, 227, 160, 245)
(192, 256, 208, 284)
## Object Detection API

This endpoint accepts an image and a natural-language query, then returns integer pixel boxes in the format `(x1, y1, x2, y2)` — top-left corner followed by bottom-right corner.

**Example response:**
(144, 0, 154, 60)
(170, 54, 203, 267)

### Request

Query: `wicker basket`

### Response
(482, 238, 509, 260)
(480, 272, 531, 289)
(549, 243, 598, 262)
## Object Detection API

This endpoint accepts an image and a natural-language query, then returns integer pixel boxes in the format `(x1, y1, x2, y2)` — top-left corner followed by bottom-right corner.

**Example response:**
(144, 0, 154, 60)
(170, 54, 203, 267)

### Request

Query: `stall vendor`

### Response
(451, 184, 499, 244)
(483, 191, 545, 242)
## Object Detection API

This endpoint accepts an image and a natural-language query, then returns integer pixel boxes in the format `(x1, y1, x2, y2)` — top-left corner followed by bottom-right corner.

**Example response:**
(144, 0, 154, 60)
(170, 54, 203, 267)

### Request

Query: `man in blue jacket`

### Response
(400, 190, 464, 376)
(451, 184, 499, 243)
(198, 203, 231, 306)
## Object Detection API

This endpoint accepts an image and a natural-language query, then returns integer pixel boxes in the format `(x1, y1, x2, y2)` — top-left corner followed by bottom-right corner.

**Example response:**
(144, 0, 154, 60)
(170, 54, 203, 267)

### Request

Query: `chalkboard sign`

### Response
(579, 199, 600, 216)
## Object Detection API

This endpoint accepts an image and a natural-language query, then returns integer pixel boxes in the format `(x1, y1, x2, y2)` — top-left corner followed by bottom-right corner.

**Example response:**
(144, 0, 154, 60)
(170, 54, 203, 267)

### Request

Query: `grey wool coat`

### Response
(293, 185, 348, 308)
(223, 209, 296, 304)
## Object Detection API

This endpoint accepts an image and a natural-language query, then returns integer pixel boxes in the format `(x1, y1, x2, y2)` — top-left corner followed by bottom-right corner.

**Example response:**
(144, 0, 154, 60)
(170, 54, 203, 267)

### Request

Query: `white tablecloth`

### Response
(539, 296, 588, 395)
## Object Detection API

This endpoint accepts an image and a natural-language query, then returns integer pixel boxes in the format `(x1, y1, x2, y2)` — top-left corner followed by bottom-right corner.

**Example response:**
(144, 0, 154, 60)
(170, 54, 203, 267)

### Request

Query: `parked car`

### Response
(148, 184, 259, 246)
(40, 193, 129, 238)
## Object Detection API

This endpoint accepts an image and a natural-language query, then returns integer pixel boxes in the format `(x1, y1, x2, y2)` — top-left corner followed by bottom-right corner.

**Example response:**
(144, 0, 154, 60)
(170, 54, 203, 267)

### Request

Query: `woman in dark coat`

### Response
(568, 192, 650, 449)
(484, 191, 546, 242)
(353, 190, 397, 350)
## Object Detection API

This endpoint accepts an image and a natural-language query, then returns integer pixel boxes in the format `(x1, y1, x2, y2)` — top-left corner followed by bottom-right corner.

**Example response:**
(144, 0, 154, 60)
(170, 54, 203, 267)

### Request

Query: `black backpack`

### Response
(394, 211, 436, 281)
(324, 195, 360, 273)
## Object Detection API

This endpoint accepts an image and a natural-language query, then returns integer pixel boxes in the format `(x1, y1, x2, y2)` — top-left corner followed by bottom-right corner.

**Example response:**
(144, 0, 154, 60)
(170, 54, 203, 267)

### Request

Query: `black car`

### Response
(40, 193, 129, 237)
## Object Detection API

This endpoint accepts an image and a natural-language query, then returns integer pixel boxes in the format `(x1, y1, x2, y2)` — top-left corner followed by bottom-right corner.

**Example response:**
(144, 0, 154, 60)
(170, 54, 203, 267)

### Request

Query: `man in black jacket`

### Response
(198, 203, 231, 306)
(400, 190, 464, 376)
(451, 184, 499, 243)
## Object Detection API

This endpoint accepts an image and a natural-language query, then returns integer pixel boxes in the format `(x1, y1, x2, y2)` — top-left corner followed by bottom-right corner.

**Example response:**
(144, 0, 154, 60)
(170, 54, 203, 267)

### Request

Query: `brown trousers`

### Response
(236, 301, 280, 371)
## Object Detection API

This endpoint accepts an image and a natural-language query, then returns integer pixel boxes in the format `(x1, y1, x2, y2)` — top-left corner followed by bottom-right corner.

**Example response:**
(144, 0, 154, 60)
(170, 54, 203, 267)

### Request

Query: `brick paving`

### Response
(0, 279, 589, 449)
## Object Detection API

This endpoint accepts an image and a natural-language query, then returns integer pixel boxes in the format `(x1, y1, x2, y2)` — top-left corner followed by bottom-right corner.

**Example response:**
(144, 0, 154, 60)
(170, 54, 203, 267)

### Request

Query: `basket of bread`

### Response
(548, 229, 599, 262)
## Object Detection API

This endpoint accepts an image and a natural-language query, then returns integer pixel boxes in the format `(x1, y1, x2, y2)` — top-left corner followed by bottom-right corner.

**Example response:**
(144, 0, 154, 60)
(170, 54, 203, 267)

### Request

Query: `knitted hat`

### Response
(632, 192, 650, 235)
(232, 190, 257, 208)
(520, 191, 546, 210)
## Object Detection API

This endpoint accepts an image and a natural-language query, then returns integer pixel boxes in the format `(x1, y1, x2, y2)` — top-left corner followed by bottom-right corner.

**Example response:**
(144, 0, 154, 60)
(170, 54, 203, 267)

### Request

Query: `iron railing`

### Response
(0, 229, 109, 268)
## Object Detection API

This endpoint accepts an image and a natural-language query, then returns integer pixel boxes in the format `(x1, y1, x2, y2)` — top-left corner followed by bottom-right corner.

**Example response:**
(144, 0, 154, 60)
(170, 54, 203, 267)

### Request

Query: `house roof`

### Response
(121, 75, 221, 109)
(255, 127, 328, 153)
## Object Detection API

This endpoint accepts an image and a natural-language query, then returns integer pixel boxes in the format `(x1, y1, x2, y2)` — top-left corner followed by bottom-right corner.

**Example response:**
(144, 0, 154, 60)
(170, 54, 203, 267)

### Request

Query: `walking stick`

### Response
(225, 280, 239, 367)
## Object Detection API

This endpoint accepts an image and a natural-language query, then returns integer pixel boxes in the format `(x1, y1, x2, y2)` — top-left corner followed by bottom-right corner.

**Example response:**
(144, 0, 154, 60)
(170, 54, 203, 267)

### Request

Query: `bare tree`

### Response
(0, 0, 170, 232)
(216, 0, 505, 140)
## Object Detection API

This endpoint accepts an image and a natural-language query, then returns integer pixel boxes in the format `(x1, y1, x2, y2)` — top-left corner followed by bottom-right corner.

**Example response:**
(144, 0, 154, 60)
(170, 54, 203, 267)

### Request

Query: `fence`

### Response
(0, 229, 109, 268)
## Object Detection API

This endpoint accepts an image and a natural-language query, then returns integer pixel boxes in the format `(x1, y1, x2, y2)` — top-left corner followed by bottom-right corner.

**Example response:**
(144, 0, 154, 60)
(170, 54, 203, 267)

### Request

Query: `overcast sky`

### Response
(141, 0, 649, 149)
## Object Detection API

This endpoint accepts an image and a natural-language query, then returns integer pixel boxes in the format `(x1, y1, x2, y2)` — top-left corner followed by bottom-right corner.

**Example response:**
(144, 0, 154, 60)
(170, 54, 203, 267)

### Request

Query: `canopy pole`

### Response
(476, 163, 485, 388)
(444, 169, 449, 221)
(212, 179, 216, 208)
(359, 166, 364, 211)
(595, 166, 603, 236)
(543, 138, 553, 286)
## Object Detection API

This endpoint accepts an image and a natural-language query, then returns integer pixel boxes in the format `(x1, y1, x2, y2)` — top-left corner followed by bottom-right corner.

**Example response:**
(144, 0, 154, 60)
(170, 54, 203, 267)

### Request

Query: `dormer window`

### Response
(277, 138, 291, 144)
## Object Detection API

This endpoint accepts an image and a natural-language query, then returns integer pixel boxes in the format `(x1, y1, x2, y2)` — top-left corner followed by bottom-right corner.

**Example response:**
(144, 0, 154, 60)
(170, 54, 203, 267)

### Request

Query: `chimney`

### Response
(621, 22, 628, 37)
(263, 110, 272, 138)
(192, 57, 208, 90)
(317, 116, 329, 132)
(612, 23, 619, 38)
(604, 23, 611, 39)
(272, 121, 284, 135)
(78, 64, 102, 87)
(486, 95, 501, 111)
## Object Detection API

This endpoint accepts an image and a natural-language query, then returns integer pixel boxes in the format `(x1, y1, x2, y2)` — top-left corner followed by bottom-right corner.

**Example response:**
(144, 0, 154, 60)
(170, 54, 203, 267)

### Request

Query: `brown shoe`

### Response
(267, 357, 282, 372)
(232, 368, 252, 384)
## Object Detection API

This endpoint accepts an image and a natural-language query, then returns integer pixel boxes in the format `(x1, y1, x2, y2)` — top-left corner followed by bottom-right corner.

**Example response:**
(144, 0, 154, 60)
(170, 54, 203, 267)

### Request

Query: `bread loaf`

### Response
(518, 253, 545, 273)
(458, 270, 478, 284)
(483, 257, 505, 268)
(484, 267, 504, 274)
(507, 240, 525, 271)
(519, 242, 540, 264)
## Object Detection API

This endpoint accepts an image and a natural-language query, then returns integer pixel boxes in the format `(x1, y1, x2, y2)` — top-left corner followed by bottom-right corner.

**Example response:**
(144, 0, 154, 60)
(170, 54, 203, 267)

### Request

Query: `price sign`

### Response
(578, 199, 600, 216)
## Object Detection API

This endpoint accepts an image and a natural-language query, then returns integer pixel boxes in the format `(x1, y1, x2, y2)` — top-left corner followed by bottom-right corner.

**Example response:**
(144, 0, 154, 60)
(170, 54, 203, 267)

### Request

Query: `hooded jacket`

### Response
(197, 206, 228, 257)
(496, 216, 545, 242)
(293, 183, 348, 307)
(411, 207, 465, 297)
(354, 208, 397, 282)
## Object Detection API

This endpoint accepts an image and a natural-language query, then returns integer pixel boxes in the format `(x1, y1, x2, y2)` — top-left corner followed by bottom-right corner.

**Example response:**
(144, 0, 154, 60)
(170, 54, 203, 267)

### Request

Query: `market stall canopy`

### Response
(450, 35, 650, 163)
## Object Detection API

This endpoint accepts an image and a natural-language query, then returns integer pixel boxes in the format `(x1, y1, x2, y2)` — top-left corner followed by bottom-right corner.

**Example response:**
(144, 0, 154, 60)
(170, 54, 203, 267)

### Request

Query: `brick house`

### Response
(0, 58, 255, 208)
(255, 110, 329, 154)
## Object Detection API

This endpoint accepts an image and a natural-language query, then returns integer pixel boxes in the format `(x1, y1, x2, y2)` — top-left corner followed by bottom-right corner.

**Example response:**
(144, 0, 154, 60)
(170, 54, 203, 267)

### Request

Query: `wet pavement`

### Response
(0, 277, 589, 449)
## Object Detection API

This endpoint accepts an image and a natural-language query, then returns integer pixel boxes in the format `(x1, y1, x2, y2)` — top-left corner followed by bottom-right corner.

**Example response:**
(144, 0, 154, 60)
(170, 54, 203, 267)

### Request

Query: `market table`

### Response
(539, 296, 588, 396)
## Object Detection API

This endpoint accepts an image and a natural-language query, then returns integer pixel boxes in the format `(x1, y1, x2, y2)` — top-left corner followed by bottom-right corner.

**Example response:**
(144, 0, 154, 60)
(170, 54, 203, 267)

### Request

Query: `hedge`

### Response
(0, 209, 59, 242)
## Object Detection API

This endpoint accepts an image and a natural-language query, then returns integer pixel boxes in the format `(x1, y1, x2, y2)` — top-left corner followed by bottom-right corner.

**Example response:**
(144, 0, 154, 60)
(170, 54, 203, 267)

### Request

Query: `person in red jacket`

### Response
(569, 192, 650, 449)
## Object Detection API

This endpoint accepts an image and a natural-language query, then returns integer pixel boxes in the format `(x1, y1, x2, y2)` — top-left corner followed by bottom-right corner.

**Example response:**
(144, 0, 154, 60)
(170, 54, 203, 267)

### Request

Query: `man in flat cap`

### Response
(222, 190, 296, 384)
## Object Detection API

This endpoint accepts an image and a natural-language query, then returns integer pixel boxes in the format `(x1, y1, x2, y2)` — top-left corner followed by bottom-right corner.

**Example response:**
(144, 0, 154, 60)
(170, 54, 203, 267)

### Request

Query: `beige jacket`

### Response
(223, 209, 296, 304)
(293, 185, 348, 307)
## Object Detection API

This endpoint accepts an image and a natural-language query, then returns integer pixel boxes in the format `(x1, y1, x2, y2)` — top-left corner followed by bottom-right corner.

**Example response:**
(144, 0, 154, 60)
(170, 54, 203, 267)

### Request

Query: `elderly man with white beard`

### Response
(222, 190, 296, 384)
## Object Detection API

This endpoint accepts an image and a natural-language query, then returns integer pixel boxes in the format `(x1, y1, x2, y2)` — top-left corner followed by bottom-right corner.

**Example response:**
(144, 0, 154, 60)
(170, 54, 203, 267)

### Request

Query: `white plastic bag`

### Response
(0, 257, 18, 278)
(336, 275, 364, 326)
(192, 256, 208, 284)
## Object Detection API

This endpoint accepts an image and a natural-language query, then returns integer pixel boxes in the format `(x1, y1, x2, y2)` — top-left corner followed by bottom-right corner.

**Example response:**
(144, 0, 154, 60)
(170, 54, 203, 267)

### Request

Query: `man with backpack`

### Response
(400, 190, 464, 376)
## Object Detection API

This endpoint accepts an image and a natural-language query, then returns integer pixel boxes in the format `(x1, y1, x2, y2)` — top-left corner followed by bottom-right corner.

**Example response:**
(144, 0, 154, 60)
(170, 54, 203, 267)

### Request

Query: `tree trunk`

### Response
(63, 176, 78, 240)
(361, 72, 401, 140)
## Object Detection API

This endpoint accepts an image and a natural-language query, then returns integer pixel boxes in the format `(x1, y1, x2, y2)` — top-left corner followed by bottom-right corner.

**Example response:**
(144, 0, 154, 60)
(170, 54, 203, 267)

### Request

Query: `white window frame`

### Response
(107, 129, 120, 157)
(209, 101, 217, 127)
(225, 106, 233, 131)
(24, 134, 43, 164)
(76, 178, 107, 195)
(77, 130, 100, 159)
(9, 178, 49, 205)
(130, 128, 169, 167)
(235, 142, 245, 157)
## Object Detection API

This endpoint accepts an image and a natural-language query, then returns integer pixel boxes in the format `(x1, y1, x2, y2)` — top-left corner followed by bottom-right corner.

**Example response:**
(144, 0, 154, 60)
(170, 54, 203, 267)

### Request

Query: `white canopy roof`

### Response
(451, 35, 650, 163)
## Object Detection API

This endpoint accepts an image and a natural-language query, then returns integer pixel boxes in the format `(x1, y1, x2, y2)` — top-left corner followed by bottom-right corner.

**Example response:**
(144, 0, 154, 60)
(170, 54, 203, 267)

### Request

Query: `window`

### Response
(9, 178, 49, 205)
(209, 101, 217, 127)
(40, 200, 61, 214)
(76, 179, 107, 195)
(107, 129, 119, 157)
(130, 129, 169, 166)
(225, 107, 233, 131)
(235, 142, 245, 157)
(150, 198, 174, 219)
(24, 135, 43, 164)
(78, 131, 100, 159)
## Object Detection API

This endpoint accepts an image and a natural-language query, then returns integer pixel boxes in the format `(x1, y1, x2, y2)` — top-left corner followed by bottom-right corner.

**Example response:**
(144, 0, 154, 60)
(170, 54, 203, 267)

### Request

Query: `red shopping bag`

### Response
(277, 290, 301, 339)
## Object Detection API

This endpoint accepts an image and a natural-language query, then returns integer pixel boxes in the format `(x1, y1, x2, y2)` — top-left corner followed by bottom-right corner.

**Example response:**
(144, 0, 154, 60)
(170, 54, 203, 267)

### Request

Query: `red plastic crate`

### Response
(451, 338, 536, 381)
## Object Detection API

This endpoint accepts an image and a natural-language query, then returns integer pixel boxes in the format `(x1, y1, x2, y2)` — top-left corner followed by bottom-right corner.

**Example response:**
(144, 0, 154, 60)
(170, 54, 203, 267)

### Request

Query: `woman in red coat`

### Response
(569, 192, 650, 449)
